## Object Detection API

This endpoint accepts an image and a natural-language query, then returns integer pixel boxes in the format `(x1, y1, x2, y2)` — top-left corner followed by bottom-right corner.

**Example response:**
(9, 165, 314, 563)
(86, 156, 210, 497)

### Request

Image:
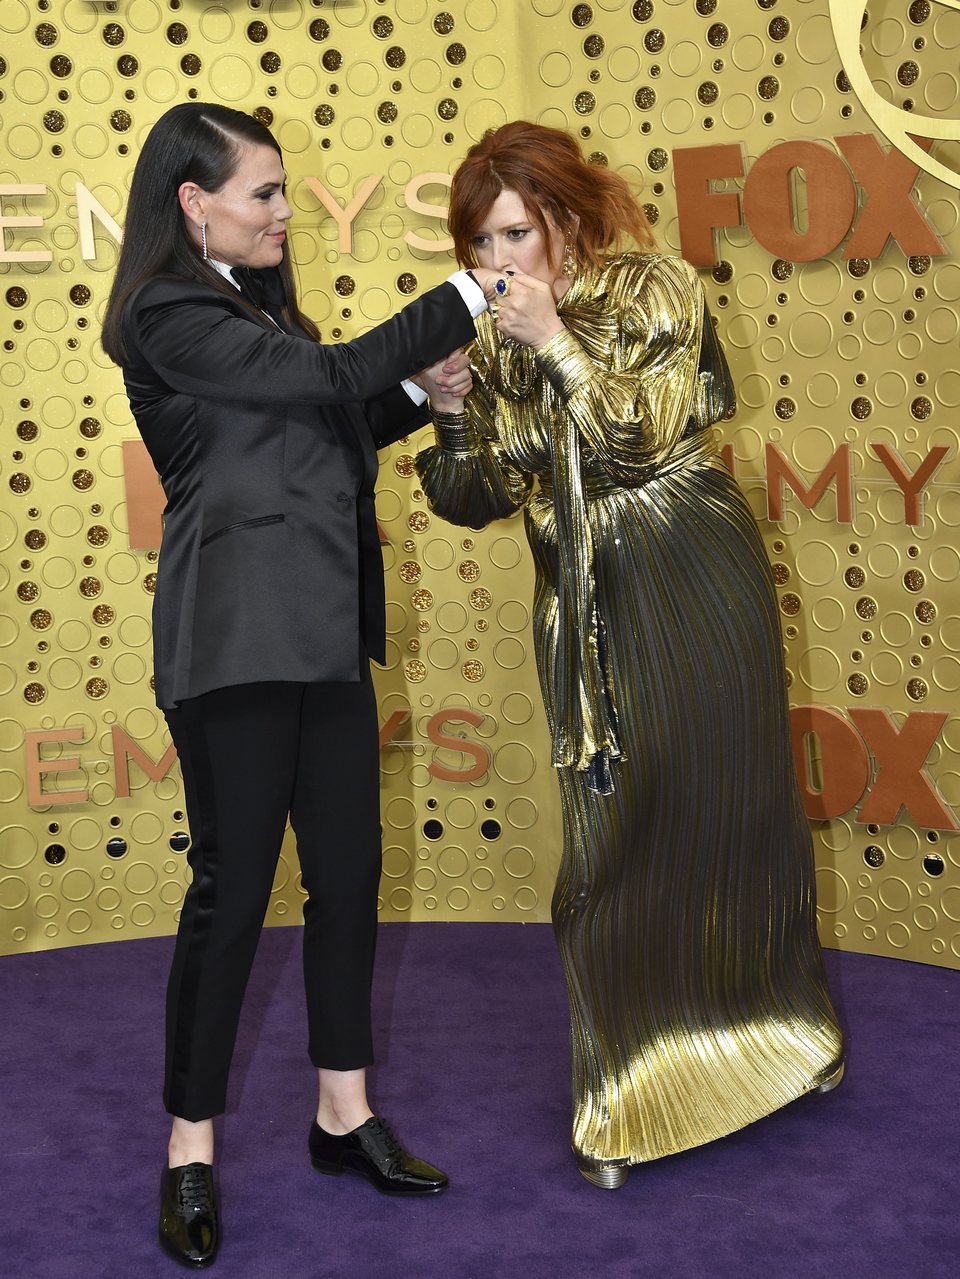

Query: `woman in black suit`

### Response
(102, 102, 496, 1267)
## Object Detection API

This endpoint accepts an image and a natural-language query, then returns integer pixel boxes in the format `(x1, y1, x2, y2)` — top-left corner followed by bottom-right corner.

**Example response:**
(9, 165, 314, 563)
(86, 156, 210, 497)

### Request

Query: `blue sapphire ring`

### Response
(494, 277, 510, 296)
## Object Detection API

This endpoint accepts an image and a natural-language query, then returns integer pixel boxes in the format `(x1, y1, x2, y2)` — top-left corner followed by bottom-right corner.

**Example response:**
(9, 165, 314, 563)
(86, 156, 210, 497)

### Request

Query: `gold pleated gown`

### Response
(416, 253, 843, 1166)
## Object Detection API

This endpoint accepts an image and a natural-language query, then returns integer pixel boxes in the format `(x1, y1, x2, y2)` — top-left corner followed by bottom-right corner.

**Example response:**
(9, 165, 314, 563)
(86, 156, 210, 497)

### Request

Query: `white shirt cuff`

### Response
(400, 273, 484, 404)
(447, 270, 488, 317)
(401, 378, 428, 406)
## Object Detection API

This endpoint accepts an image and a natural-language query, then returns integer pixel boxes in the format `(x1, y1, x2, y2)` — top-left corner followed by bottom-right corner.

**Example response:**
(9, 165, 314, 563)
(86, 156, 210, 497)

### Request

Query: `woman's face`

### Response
(469, 188, 567, 288)
(185, 141, 292, 268)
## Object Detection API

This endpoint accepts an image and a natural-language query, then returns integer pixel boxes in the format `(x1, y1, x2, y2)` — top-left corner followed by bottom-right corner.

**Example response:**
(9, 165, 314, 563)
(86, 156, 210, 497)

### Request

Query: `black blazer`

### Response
(120, 271, 476, 708)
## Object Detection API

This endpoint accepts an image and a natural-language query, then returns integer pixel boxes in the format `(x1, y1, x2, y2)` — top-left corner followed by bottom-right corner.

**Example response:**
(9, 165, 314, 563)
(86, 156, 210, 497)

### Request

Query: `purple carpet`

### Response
(3, 924, 956, 1278)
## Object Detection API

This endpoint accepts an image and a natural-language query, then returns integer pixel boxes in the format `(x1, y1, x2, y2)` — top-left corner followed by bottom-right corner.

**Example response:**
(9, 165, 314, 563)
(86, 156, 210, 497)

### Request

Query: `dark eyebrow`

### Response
(476, 220, 532, 233)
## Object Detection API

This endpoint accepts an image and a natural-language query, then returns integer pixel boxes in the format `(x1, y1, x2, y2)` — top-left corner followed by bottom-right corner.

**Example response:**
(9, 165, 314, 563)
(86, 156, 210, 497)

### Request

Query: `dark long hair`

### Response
(101, 102, 319, 364)
(449, 120, 655, 274)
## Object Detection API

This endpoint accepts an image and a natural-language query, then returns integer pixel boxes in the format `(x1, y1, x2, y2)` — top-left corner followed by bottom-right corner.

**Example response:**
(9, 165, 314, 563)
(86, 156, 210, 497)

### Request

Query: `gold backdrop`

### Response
(1, 0, 958, 968)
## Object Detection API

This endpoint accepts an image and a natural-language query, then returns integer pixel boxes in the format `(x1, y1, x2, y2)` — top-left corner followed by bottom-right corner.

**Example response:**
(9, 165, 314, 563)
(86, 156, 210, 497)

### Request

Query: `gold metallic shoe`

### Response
(816, 1060, 845, 1094)
(576, 1155, 630, 1190)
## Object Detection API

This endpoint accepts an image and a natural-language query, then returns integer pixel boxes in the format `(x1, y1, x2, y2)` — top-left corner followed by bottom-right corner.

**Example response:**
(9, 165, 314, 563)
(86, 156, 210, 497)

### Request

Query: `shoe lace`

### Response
(177, 1165, 213, 1214)
(368, 1117, 403, 1162)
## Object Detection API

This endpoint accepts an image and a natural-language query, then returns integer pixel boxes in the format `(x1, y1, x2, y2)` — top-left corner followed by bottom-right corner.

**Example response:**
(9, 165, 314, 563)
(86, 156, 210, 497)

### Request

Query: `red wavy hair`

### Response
(448, 120, 655, 273)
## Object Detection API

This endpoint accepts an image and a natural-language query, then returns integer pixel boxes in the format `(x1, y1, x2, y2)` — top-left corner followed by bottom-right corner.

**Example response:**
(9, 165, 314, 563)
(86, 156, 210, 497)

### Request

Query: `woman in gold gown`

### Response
(415, 122, 844, 1188)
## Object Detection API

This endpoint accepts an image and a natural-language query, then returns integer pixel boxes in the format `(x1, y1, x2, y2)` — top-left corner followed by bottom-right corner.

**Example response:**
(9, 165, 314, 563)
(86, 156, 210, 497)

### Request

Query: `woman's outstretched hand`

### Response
(415, 348, 473, 410)
(487, 272, 566, 349)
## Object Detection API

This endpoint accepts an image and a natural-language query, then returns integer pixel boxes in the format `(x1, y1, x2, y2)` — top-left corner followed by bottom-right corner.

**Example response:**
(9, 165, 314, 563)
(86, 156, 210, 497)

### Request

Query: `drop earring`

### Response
(201, 221, 208, 261)
(562, 240, 576, 277)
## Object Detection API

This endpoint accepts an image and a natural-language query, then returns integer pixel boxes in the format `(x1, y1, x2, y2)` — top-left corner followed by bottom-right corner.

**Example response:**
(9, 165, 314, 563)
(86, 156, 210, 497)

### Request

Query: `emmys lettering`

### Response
(24, 708, 956, 830)
(719, 442, 950, 529)
(24, 709, 491, 808)
(118, 435, 948, 563)
(0, 172, 455, 262)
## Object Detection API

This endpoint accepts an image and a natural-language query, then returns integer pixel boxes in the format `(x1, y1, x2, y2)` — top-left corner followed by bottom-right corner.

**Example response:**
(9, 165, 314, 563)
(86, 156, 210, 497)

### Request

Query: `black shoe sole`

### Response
(310, 1156, 446, 1195)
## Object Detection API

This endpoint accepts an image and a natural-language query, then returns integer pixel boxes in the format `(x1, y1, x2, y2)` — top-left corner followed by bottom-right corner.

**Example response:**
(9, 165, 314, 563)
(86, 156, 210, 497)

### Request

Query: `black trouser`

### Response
(162, 674, 381, 1121)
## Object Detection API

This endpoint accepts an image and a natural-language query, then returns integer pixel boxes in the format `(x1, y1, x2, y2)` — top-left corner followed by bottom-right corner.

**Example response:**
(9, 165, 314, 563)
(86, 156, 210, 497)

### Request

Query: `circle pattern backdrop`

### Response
(1, 0, 958, 968)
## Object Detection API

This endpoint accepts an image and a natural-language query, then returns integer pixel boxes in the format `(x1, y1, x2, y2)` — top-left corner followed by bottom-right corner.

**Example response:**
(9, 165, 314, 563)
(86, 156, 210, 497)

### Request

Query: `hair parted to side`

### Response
(448, 120, 655, 274)
(102, 101, 318, 364)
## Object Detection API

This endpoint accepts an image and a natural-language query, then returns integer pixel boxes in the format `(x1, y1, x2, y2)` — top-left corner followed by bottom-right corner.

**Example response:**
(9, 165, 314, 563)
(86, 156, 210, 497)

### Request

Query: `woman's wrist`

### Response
(428, 395, 467, 414)
(533, 317, 566, 349)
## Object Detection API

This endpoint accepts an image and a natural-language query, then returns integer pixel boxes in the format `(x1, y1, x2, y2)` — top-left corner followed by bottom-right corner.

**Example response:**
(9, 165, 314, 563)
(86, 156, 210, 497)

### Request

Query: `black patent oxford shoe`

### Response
(158, 1162, 219, 1267)
(309, 1116, 448, 1195)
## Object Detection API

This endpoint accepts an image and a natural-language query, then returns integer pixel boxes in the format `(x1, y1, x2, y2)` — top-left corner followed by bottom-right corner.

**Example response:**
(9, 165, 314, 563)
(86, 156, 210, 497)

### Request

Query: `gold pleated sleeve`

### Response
(415, 351, 533, 530)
